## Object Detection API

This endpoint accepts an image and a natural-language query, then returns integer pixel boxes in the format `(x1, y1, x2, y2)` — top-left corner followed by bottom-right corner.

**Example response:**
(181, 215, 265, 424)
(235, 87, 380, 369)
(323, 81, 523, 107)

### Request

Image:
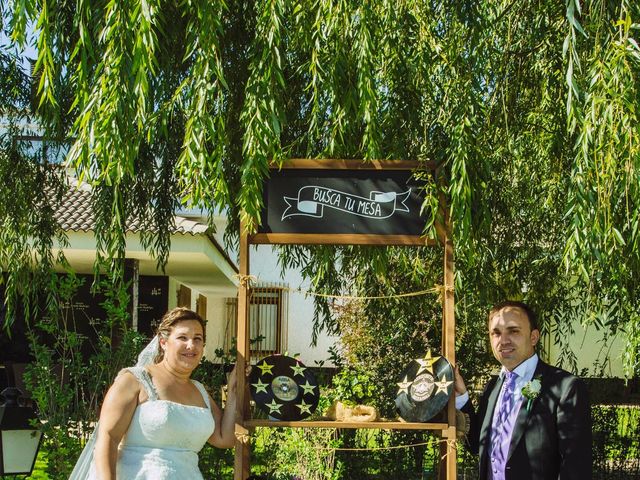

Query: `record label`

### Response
(411, 373, 435, 401)
(395, 350, 454, 422)
(249, 354, 319, 421)
(272, 375, 299, 401)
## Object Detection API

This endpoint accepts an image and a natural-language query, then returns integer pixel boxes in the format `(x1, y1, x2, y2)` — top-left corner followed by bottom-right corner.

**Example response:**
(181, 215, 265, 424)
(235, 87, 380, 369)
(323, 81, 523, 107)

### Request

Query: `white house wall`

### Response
(249, 244, 339, 367)
(55, 228, 238, 363)
(546, 319, 626, 378)
(167, 276, 229, 361)
(55, 231, 238, 295)
(204, 296, 227, 361)
(55, 223, 627, 376)
(206, 215, 339, 366)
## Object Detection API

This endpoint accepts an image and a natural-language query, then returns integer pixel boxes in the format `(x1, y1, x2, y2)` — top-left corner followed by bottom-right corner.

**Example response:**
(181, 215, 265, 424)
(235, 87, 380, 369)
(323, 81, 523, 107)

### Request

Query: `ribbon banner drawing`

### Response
(282, 186, 412, 221)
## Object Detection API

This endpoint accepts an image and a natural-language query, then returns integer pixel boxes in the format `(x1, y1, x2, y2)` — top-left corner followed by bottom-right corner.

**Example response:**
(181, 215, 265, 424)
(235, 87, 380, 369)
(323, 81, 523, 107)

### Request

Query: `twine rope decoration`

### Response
(438, 438, 459, 461)
(298, 286, 442, 301)
(435, 284, 455, 295)
(287, 437, 458, 453)
(435, 283, 455, 303)
(310, 440, 431, 452)
(236, 276, 454, 301)
(234, 432, 251, 444)
(234, 274, 258, 288)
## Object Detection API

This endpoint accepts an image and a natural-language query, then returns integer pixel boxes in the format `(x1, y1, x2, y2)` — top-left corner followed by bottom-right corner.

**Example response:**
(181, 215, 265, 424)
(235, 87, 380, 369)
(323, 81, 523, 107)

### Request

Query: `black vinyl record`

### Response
(249, 355, 319, 421)
(395, 351, 454, 422)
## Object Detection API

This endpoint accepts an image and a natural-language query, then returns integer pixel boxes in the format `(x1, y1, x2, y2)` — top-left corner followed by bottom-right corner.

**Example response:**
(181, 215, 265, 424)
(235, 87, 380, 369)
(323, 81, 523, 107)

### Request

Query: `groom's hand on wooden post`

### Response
(454, 364, 467, 396)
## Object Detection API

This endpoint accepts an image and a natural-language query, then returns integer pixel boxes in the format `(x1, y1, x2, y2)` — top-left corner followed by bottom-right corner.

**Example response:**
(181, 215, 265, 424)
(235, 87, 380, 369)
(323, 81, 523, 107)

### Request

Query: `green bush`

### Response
(592, 404, 640, 468)
(251, 427, 343, 480)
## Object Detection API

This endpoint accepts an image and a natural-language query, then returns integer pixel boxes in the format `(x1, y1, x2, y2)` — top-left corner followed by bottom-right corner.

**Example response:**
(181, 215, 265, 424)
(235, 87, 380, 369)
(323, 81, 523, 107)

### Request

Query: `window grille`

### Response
(224, 282, 288, 359)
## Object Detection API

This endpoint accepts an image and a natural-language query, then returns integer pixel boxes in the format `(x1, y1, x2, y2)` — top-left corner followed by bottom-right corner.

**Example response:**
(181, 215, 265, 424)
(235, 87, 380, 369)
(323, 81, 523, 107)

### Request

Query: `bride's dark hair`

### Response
(154, 307, 207, 363)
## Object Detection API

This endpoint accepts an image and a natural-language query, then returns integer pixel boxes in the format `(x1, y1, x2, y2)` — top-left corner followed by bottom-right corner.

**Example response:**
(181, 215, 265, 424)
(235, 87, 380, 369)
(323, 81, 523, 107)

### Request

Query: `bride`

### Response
(72, 307, 237, 479)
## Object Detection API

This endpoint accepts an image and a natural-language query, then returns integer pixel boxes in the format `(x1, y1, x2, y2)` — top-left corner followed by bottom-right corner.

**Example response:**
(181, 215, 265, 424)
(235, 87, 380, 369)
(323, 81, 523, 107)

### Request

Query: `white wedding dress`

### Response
(87, 366, 215, 479)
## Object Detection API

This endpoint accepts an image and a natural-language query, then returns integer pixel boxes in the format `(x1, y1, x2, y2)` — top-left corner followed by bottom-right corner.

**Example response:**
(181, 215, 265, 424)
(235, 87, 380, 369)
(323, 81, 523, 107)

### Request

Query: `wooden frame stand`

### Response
(233, 160, 456, 479)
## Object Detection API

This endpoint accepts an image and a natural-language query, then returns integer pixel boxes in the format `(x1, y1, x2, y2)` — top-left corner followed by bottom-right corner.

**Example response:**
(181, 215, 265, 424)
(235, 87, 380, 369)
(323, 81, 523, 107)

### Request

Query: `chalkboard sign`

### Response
(255, 161, 434, 245)
(59, 274, 107, 359)
(0, 284, 32, 363)
(137, 275, 169, 338)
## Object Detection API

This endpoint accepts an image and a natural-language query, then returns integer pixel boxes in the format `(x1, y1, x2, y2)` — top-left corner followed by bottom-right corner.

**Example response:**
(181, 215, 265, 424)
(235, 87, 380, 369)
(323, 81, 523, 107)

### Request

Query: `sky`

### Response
(1, 17, 37, 74)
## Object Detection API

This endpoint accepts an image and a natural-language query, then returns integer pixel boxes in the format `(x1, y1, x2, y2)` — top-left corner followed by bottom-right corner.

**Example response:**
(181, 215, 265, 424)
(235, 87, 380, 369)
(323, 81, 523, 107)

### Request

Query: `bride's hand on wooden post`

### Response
(226, 366, 238, 396)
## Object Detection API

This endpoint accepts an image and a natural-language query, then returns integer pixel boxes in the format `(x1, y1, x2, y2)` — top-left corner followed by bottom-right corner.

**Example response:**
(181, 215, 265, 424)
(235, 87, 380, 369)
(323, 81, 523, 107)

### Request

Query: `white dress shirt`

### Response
(455, 353, 539, 410)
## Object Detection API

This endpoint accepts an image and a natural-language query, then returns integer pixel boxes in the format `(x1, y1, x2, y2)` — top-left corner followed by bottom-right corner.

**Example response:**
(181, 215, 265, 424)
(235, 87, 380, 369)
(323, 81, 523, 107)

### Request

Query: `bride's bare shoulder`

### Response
(110, 369, 143, 394)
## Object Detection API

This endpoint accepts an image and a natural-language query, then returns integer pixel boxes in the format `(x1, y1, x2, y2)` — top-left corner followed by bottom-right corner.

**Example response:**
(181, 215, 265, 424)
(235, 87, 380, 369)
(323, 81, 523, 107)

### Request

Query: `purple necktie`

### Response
(490, 371, 518, 480)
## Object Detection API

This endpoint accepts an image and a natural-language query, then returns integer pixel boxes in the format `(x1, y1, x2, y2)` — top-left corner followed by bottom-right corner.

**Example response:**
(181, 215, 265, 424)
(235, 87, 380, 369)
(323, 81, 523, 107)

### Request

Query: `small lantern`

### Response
(0, 387, 43, 476)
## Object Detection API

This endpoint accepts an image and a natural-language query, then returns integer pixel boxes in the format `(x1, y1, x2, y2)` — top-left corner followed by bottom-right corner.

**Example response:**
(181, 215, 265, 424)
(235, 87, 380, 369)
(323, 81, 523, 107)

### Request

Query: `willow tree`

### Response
(2, 0, 639, 377)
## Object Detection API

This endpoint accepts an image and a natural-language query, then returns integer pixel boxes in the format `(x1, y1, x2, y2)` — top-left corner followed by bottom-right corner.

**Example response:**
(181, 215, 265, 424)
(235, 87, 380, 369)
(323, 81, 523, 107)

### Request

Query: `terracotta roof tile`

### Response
(53, 178, 209, 235)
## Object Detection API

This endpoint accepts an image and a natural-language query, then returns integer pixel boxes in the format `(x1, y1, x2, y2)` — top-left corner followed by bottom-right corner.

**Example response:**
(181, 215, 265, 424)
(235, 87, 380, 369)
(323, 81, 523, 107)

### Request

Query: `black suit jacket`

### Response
(461, 360, 592, 480)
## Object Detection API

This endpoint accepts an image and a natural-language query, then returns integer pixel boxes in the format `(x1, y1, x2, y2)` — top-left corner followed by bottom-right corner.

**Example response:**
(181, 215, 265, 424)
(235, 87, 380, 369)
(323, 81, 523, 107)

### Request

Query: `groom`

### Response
(454, 301, 592, 480)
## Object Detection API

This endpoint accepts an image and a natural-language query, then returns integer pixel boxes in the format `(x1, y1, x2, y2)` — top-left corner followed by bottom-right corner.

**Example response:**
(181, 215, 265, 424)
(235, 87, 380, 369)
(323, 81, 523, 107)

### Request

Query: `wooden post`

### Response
(440, 221, 457, 480)
(234, 221, 251, 480)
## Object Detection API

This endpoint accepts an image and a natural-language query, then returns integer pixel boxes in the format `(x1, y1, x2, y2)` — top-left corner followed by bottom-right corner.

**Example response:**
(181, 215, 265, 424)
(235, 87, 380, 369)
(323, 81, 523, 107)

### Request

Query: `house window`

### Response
(224, 283, 288, 358)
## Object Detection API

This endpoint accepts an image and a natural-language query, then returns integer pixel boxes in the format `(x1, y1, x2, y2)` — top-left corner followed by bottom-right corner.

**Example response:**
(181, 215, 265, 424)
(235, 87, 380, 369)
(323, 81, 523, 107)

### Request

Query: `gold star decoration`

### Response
(415, 350, 440, 376)
(296, 400, 312, 414)
(257, 361, 274, 375)
(290, 363, 306, 377)
(300, 381, 316, 395)
(252, 379, 269, 394)
(266, 399, 282, 414)
(397, 376, 412, 395)
(434, 374, 453, 396)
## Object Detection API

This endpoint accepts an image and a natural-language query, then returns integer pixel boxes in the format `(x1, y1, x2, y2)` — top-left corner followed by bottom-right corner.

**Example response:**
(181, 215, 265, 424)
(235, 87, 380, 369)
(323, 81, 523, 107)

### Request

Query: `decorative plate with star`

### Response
(394, 350, 454, 422)
(249, 355, 320, 421)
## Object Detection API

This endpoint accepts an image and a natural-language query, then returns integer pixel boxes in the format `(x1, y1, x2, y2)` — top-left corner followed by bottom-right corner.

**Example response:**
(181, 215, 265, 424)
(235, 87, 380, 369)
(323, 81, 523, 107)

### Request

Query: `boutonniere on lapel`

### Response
(521, 375, 542, 412)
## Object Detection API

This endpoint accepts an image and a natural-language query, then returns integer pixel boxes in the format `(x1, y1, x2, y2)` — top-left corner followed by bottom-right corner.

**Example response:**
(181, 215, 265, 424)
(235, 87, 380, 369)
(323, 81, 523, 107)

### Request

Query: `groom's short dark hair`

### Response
(488, 301, 539, 332)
